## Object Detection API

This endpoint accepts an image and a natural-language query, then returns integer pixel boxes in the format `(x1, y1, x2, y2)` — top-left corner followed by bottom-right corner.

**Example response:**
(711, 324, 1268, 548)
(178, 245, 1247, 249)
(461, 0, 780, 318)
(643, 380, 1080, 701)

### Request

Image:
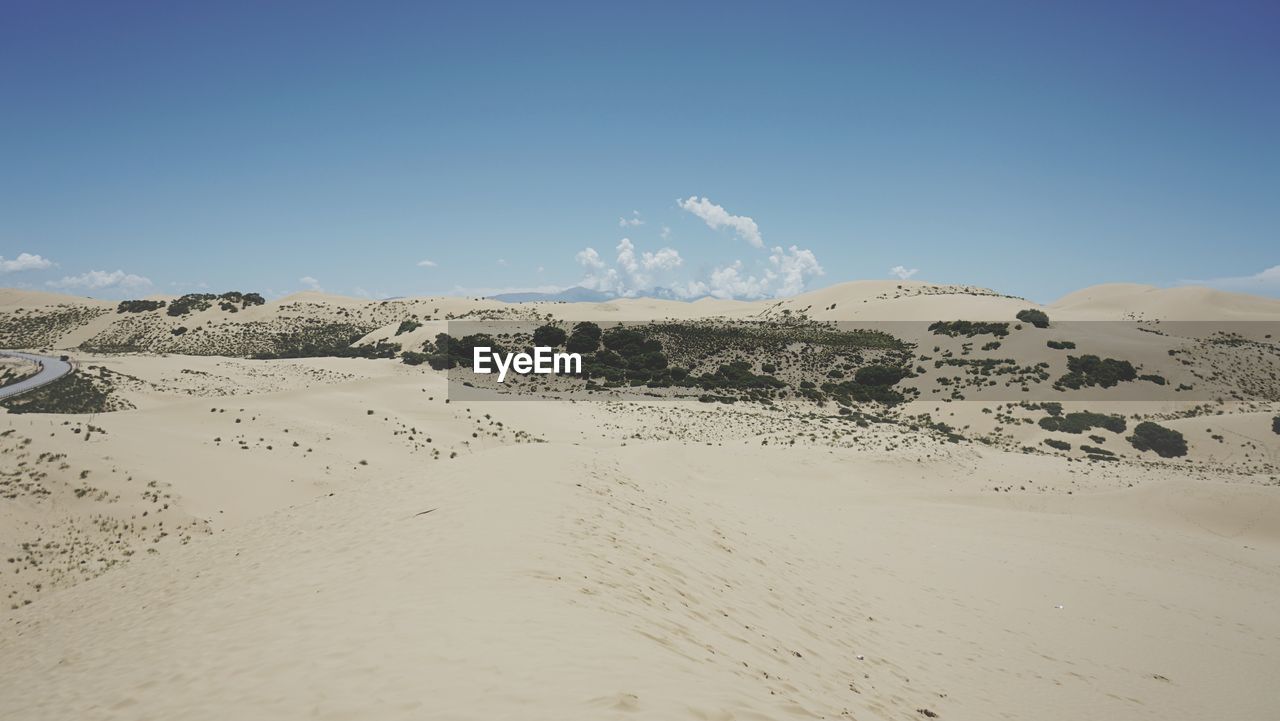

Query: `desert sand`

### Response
(1, 281, 1278, 720)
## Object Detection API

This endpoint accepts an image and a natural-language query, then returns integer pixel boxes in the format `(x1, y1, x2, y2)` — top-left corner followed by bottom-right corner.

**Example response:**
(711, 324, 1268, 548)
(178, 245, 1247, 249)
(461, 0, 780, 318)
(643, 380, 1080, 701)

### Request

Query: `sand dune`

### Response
(1, 281, 1278, 719)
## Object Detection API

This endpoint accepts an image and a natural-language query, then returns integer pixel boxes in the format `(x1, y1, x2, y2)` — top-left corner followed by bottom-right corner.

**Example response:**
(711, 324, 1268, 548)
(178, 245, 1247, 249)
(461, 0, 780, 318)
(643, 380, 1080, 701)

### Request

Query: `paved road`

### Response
(0, 351, 73, 399)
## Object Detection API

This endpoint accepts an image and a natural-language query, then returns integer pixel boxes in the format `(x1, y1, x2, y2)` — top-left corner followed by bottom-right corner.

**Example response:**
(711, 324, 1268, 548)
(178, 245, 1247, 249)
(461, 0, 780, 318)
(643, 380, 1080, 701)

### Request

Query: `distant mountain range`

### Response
(488, 286, 705, 303)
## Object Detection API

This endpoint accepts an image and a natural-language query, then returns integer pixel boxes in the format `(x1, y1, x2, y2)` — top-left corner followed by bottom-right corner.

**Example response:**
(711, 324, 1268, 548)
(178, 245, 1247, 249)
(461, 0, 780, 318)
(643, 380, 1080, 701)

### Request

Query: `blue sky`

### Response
(2, 1, 1276, 301)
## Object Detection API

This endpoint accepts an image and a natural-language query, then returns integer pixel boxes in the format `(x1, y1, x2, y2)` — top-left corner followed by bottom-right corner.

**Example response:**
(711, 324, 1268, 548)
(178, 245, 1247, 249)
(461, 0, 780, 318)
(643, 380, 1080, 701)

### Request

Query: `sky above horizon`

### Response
(2, 1, 1277, 302)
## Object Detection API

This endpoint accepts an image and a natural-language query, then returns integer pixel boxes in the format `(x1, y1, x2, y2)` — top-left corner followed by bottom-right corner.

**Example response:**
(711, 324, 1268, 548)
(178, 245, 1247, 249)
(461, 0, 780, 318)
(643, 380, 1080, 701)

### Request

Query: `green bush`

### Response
(566, 322, 602, 354)
(1128, 421, 1187, 458)
(854, 364, 909, 387)
(533, 325, 567, 347)
(1271, 415, 1279, 435)
(117, 299, 166, 313)
(1046, 340, 1075, 350)
(1016, 309, 1050, 328)
(395, 320, 422, 336)
(1056, 355, 1137, 389)
(167, 293, 216, 316)
(401, 351, 429, 366)
(1038, 411, 1126, 434)
(928, 321, 1009, 337)
(1043, 438, 1071, 451)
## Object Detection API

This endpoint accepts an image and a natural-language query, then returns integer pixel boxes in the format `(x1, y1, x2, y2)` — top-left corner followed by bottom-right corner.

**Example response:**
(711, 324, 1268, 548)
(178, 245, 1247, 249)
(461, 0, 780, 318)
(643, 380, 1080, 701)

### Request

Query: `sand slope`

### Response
(3, 443, 1277, 720)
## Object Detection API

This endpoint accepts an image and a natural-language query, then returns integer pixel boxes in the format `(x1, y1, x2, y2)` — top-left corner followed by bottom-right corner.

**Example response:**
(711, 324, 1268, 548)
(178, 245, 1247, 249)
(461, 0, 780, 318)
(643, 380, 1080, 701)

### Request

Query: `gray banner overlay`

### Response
(431, 320, 1280, 403)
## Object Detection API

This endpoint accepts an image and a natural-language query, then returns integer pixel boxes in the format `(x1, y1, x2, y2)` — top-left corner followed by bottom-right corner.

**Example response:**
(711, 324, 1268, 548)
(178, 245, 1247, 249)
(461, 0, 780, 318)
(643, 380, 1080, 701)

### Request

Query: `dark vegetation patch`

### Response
(0, 369, 133, 414)
(928, 321, 1009, 338)
(1043, 438, 1071, 451)
(1038, 411, 1126, 434)
(1046, 340, 1075, 350)
(427, 320, 916, 406)
(395, 320, 422, 336)
(1128, 421, 1188, 458)
(117, 300, 166, 313)
(1055, 355, 1138, 390)
(167, 291, 264, 317)
(1016, 309, 1050, 328)
(0, 306, 108, 348)
(253, 327, 399, 359)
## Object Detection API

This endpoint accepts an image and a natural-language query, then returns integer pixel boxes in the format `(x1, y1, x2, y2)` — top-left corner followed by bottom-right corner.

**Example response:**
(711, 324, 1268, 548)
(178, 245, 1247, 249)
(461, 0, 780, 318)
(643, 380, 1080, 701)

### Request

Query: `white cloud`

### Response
(497, 258, 509, 267)
(0, 252, 54, 273)
(677, 196, 763, 248)
(890, 265, 919, 280)
(618, 210, 645, 228)
(696, 245, 824, 300)
(299, 276, 322, 291)
(417, 259, 438, 268)
(48, 269, 153, 294)
(571, 199, 820, 300)
(1183, 265, 1280, 293)
(577, 238, 686, 298)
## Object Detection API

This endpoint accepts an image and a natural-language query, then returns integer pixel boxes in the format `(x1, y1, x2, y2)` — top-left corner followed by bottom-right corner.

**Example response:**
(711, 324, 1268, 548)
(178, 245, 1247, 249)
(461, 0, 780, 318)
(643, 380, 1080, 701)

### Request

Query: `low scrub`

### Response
(928, 321, 1009, 338)
(1038, 411, 1126, 434)
(117, 299, 166, 313)
(1128, 421, 1187, 458)
(1055, 355, 1137, 389)
(1016, 309, 1050, 328)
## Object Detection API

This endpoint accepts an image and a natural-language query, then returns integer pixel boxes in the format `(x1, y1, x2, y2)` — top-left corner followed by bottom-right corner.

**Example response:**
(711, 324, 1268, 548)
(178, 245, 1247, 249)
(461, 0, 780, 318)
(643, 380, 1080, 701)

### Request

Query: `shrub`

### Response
(395, 320, 422, 336)
(1272, 415, 1279, 435)
(171, 326, 188, 336)
(1128, 421, 1187, 458)
(1046, 340, 1075, 350)
(533, 325, 567, 347)
(854, 364, 909, 387)
(401, 351, 429, 366)
(1055, 355, 1137, 389)
(566, 322, 602, 353)
(117, 299, 166, 313)
(928, 321, 1009, 337)
(1038, 411, 1126, 434)
(167, 293, 216, 316)
(1016, 309, 1050, 328)
(1043, 438, 1071, 451)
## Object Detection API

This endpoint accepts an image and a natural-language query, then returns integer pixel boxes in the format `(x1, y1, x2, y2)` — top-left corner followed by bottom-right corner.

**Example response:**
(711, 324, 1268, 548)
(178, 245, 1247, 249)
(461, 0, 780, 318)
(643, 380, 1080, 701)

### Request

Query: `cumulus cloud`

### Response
(890, 265, 919, 280)
(0, 252, 54, 273)
(48, 269, 152, 294)
(691, 246, 824, 300)
(573, 199, 821, 300)
(618, 210, 645, 228)
(417, 259, 438, 268)
(1183, 265, 1280, 293)
(576, 238, 820, 300)
(577, 238, 686, 297)
(299, 276, 322, 291)
(677, 196, 763, 248)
